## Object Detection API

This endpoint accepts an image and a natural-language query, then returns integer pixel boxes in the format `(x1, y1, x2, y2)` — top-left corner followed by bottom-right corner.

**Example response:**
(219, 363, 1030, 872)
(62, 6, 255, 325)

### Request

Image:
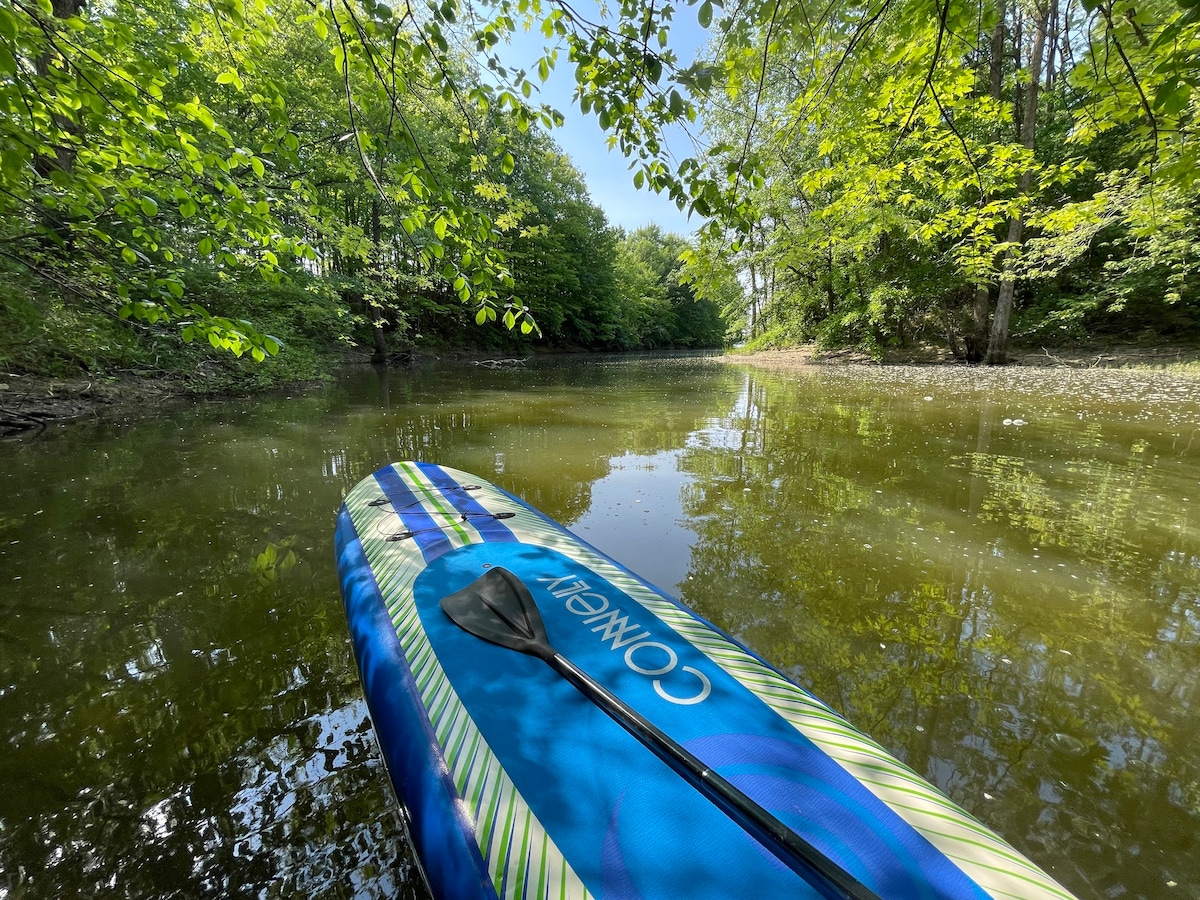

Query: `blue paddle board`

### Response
(335, 462, 1075, 900)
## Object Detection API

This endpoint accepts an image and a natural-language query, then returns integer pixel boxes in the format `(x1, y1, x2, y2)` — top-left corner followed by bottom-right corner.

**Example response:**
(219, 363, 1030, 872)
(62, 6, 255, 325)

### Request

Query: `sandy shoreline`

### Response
(717, 343, 1200, 373)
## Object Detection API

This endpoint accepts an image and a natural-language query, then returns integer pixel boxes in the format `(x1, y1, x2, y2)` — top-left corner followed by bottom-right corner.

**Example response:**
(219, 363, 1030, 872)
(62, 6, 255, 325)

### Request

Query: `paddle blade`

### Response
(440, 567, 554, 660)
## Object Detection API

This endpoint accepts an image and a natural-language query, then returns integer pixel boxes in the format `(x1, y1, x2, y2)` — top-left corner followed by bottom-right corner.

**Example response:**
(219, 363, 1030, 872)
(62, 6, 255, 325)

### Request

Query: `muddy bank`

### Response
(0, 374, 189, 439)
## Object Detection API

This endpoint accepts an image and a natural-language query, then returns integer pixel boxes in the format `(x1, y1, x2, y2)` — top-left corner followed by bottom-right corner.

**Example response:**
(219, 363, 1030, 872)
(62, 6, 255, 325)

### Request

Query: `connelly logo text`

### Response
(538, 575, 712, 706)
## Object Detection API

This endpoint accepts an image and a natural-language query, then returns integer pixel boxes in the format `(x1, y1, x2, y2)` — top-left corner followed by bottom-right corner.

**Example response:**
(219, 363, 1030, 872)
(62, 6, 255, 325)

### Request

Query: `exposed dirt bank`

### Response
(719, 343, 1200, 373)
(0, 373, 189, 439)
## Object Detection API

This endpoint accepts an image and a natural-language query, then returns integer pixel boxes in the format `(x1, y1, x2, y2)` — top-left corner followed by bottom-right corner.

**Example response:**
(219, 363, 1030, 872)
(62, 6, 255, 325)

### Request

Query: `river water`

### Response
(2, 356, 1199, 899)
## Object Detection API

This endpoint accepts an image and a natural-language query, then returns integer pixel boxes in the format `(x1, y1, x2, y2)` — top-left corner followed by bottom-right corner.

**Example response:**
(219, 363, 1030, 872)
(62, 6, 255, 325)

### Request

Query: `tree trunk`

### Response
(989, 0, 1006, 104)
(369, 196, 388, 365)
(964, 0, 1006, 361)
(747, 261, 760, 339)
(986, 1, 1049, 365)
(965, 286, 991, 362)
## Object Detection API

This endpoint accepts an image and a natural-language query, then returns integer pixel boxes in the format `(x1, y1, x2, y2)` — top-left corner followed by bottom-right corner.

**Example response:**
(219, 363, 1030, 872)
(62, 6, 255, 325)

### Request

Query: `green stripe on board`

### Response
(536, 832, 549, 900)
(478, 765, 505, 870)
(469, 750, 497, 821)
(397, 461, 475, 545)
(431, 683, 458, 740)
(513, 809, 532, 900)
(913, 821, 1055, 874)
(457, 729, 485, 797)
(494, 787, 518, 896)
(444, 705, 472, 767)
(945, 854, 1076, 900)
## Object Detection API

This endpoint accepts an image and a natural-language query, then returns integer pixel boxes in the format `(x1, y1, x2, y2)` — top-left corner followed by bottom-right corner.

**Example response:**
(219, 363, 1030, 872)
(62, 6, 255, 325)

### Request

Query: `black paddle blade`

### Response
(440, 567, 554, 661)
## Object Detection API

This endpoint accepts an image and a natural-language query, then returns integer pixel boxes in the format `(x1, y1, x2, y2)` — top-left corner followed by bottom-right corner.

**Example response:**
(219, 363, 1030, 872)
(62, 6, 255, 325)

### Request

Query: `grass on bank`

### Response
(0, 272, 357, 393)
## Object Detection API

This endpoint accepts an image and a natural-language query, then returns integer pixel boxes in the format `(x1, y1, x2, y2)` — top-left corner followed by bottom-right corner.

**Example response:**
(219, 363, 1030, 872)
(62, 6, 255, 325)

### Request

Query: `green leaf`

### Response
(140, 197, 158, 216)
(122, 246, 137, 265)
(0, 8, 18, 41)
(698, 0, 713, 28)
(1153, 78, 1190, 115)
(501, 152, 515, 175)
(475, 307, 488, 325)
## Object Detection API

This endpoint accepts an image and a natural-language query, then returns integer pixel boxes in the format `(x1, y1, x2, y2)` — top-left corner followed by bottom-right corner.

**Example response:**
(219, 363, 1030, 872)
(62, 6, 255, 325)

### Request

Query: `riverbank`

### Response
(0, 350, 512, 437)
(0, 373, 178, 438)
(6, 343, 1200, 438)
(720, 343, 1200, 372)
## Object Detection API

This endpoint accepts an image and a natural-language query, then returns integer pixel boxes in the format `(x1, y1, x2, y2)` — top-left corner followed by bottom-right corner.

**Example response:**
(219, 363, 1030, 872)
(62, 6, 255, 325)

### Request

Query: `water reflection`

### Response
(677, 366, 1200, 899)
(0, 357, 1197, 900)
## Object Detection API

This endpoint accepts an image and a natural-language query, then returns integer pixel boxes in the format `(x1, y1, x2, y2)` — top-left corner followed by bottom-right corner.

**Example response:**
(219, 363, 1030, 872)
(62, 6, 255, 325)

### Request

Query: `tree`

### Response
(0, 0, 549, 359)
(612, 226, 728, 348)
(0, 0, 308, 356)
(4, 0, 1194, 367)
(502, 136, 622, 347)
(685, 0, 1199, 359)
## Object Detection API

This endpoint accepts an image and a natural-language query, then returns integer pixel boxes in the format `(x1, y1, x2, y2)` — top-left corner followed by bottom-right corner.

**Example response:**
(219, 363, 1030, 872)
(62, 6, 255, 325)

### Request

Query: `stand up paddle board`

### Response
(335, 461, 1075, 900)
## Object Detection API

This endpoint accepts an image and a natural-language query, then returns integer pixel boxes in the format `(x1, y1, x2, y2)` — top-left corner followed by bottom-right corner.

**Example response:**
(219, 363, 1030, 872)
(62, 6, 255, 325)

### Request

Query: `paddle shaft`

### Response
(547, 651, 884, 900)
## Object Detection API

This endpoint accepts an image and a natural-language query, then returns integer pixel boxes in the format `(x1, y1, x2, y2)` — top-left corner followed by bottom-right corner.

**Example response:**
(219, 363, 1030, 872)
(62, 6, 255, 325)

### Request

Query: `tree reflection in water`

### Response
(678, 367, 1200, 899)
(2, 358, 1197, 900)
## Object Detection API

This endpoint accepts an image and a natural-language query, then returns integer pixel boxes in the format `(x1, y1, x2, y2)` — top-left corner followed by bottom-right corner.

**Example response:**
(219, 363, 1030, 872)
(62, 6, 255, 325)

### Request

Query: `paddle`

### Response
(440, 567, 885, 900)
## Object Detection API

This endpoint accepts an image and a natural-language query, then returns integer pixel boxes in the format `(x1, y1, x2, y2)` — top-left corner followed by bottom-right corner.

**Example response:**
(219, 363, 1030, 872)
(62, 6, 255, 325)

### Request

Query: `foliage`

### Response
(6, 0, 1191, 377)
(614, 226, 729, 349)
(0, 268, 346, 390)
(686, 0, 1200, 358)
(0, 0, 738, 377)
(0, 0, 548, 373)
(0, 277, 148, 376)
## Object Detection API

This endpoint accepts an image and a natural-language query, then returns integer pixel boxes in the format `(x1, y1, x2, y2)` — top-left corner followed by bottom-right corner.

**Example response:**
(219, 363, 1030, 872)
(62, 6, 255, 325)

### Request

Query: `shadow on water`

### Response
(1, 355, 1198, 899)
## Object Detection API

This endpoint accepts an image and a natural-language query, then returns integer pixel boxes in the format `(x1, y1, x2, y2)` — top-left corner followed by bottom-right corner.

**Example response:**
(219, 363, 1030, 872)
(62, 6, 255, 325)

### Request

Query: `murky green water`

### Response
(2, 357, 1199, 899)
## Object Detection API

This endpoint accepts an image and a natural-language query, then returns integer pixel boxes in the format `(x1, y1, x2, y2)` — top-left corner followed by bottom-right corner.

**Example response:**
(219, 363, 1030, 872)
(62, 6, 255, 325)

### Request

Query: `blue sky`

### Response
(495, 7, 711, 237)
